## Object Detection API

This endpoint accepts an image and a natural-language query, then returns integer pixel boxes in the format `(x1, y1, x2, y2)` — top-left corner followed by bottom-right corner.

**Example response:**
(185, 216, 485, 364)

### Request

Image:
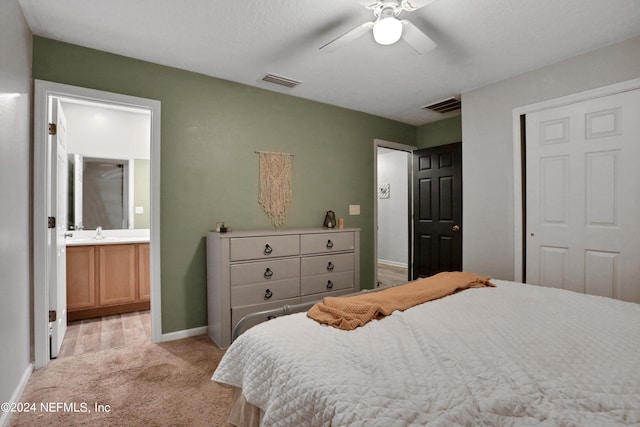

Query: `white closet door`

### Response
(526, 88, 640, 303)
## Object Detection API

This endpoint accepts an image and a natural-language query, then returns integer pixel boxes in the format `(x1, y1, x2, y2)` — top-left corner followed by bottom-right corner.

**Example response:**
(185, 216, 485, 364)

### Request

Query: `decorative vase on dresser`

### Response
(206, 228, 360, 348)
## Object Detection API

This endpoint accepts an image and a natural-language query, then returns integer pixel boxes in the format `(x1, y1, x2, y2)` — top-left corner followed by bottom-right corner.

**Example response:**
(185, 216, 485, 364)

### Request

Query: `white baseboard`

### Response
(160, 325, 208, 342)
(0, 363, 33, 427)
(377, 259, 408, 269)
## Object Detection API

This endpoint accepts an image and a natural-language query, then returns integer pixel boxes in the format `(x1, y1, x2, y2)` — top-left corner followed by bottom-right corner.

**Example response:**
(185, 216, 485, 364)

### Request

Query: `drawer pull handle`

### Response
(264, 289, 273, 300)
(327, 262, 334, 272)
(326, 239, 334, 249)
(327, 280, 334, 289)
(263, 244, 273, 255)
(264, 268, 274, 279)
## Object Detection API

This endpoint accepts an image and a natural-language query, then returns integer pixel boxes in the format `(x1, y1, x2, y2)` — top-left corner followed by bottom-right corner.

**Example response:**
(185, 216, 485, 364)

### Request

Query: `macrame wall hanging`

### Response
(256, 151, 294, 227)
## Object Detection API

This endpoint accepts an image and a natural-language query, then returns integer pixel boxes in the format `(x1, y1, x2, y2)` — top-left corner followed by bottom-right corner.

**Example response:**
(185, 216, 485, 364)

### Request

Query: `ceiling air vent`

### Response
(422, 97, 461, 114)
(262, 73, 301, 88)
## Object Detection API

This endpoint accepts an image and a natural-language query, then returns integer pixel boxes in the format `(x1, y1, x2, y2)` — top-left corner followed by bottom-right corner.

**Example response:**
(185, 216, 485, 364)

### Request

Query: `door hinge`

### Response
(48, 216, 56, 229)
(48, 123, 57, 135)
(49, 310, 57, 322)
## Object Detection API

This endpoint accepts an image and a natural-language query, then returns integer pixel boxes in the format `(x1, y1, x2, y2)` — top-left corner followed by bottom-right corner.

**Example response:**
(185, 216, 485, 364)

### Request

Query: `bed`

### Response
(212, 278, 640, 426)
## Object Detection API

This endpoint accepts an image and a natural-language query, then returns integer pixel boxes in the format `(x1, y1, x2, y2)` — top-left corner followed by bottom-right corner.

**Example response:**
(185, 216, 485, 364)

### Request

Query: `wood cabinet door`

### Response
(138, 243, 151, 301)
(66, 245, 96, 310)
(98, 245, 136, 306)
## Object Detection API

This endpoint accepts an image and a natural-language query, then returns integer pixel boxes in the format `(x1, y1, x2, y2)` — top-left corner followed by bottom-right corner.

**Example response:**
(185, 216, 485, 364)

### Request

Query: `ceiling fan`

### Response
(320, 0, 437, 54)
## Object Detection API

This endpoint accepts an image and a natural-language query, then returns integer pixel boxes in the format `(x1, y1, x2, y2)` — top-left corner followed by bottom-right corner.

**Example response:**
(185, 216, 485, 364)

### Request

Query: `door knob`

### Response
(452, 225, 460, 232)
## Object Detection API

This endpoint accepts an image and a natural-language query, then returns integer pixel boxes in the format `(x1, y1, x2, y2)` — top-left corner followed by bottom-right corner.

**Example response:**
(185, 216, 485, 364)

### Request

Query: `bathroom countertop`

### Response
(65, 229, 150, 246)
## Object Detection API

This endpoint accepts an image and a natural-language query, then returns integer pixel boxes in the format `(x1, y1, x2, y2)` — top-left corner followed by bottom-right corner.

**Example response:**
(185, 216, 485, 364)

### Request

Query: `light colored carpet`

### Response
(9, 335, 231, 426)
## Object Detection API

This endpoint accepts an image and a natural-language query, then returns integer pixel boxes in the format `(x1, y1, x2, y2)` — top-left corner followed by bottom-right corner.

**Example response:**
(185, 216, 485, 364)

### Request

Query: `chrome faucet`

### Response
(95, 226, 103, 239)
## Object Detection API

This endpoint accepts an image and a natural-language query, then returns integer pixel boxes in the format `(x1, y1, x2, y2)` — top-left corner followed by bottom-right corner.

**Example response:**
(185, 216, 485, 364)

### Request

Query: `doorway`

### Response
(374, 139, 415, 288)
(33, 80, 162, 368)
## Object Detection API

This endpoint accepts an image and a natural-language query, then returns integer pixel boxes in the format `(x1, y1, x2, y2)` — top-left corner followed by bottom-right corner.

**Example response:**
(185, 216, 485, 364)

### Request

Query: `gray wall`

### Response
(0, 0, 32, 420)
(461, 36, 640, 280)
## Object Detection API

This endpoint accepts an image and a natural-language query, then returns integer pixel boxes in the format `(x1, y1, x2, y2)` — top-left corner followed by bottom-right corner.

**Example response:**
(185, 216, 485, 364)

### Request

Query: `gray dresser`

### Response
(206, 228, 360, 347)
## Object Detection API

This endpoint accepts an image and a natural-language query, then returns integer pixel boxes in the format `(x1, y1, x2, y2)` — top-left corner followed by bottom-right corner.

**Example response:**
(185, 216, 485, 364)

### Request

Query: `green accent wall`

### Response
(416, 115, 462, 148)
(33, 37, 416, 333)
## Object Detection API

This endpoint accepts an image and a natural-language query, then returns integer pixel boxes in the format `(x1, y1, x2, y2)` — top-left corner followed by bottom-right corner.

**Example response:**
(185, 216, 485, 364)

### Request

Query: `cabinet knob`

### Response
(263, 244, 273, 255)
(264, 289, 273, 300)
(326, 280, 334, 289)
(327, 261, 334, 272)
(264, 268, 273, 279)
(326, 239, 334, 249)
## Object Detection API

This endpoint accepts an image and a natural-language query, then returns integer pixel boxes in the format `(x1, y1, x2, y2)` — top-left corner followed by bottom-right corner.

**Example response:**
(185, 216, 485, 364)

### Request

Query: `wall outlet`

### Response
(349, 205, 360, 215)
(135, 206, 144, 214)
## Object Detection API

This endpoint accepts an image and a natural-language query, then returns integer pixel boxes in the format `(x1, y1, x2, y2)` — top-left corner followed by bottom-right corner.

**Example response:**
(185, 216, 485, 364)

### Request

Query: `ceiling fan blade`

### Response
(320, 21, 374, 52)
(400, 20, 436, 54)
(400, 0, 436, 11)
(354, 0, 379, 9)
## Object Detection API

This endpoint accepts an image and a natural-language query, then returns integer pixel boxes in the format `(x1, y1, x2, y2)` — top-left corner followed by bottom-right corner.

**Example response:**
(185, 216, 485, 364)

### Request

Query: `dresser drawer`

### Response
(230, 235, 299, 261)
(301, 271, 354, 296)
(300, 232, 354, 254)
(231, 278, 300, 307)
(301, 253, 354, 276)
(231, 296, 301, 336)
(230, 258, 300, 286)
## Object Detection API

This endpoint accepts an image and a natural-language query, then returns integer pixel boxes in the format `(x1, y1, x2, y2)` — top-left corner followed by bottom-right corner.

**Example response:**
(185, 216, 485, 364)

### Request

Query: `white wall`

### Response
(377, 148, 409, 266)
(60, 101, 150, 159)
(462, 36, 640, 280)
(0, 1, 33, 424)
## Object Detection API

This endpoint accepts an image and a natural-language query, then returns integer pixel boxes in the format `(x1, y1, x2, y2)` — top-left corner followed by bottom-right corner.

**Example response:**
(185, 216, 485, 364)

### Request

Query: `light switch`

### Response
(349, 205, 360, 215)
(135, 206, 144, 214)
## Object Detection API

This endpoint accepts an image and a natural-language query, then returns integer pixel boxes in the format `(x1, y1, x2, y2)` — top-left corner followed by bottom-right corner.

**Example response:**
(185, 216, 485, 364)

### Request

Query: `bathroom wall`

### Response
(134, 159, 151, 229)
(61, 102, 150, 159)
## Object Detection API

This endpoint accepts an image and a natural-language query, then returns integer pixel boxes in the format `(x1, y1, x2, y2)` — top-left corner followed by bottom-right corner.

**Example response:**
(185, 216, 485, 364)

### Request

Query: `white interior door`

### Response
(50, 99, 68, 357)
(526, 88, 640, 303)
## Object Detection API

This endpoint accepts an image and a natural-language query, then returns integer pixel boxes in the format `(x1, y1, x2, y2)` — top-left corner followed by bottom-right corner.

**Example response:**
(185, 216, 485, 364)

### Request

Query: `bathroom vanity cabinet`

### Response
(66, 243, 150, 321)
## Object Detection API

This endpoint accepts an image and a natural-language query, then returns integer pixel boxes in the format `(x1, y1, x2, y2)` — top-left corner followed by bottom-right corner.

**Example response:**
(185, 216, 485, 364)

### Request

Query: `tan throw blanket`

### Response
(307, 271, 494, 330)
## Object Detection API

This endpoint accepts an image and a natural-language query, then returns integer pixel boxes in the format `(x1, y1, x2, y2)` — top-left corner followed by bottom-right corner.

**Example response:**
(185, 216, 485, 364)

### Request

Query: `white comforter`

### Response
(212, 280, 640, 426)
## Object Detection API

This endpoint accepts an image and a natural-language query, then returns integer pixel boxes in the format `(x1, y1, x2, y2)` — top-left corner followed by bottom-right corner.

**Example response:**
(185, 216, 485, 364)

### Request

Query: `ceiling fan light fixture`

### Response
(373, 16, 402, 45)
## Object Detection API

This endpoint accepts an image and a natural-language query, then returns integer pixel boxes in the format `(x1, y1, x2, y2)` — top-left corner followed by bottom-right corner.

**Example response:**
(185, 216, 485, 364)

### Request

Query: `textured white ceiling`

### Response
(18, 0, 640, 125)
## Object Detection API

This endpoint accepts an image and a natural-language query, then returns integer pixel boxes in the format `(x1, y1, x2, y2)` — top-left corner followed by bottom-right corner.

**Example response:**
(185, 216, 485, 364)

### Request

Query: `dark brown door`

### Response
(413, 143, 462, 279)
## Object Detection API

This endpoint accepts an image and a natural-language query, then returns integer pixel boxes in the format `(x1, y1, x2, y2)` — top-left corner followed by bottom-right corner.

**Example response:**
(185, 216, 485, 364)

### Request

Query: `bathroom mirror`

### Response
(68, 154, 150, 231)
(69, 155, 128, 230)
(60, 98, 151, 232)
